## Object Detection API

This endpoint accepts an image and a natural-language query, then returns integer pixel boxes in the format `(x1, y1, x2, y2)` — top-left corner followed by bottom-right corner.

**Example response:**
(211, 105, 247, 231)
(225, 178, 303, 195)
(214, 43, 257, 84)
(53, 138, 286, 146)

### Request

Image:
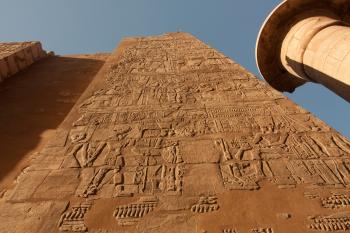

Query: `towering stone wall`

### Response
(1, 33, 350, 233)
(0, 42, 47, 82)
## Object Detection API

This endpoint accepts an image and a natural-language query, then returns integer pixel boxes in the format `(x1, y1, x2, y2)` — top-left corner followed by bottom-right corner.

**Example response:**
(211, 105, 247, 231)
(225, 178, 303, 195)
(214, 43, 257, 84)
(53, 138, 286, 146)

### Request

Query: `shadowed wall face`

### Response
(0, 54, 107, 190)
(1, 33, 350, 233)
(2, 0, 349, 138)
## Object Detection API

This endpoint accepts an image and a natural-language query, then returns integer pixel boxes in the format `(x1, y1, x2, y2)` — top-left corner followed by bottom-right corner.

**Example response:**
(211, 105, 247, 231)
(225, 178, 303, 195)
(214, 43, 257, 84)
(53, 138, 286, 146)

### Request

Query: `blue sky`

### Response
(1, 0, 349, 137)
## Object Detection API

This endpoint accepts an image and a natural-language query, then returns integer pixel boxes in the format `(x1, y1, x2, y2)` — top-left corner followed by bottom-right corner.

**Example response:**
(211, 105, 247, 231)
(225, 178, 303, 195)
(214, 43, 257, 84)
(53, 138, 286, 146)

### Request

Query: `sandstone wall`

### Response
(1, 33, 350, 233)
(0, 42, 47, 82)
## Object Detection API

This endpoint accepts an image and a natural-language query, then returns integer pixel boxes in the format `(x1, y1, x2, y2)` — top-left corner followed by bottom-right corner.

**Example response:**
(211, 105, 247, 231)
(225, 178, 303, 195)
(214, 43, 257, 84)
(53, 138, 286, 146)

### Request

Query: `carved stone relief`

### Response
(58, 201, 92, 232)
(2, 32, 350, 233)
(0, 42, 47, 81)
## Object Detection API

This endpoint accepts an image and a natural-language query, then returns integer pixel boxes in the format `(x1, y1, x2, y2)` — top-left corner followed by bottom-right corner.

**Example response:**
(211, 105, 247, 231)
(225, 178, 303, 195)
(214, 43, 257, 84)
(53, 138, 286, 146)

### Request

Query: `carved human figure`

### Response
(81, 145, 124, 197)
(161, 143, 183, 164)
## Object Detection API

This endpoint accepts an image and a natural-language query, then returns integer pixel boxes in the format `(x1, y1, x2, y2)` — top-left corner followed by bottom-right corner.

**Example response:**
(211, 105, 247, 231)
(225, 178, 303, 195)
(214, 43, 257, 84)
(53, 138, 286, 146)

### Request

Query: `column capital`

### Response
(256, 0, 350, 93)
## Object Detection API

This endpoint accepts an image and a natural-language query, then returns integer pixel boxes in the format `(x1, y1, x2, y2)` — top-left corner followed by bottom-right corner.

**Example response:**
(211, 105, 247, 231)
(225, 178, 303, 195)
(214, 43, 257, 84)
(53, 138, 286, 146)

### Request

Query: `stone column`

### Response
(256, 0, 350, 102)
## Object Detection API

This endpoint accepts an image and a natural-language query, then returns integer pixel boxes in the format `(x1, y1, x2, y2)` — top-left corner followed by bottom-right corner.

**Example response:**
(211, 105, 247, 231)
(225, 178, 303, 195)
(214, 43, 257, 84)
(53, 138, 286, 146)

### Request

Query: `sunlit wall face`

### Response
(0, 0, 348, 137)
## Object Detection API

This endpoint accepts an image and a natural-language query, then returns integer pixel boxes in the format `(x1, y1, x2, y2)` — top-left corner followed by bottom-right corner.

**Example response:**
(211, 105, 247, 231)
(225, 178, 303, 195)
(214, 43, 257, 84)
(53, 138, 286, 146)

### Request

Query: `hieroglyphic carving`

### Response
(58, 33, 350, 233)
(113, 196, 158, 225)
(5, 32, 350, 233)
(115, 162, 184, 197)
(308, 212, 350, 231)
(222, 229, 274, 233)
(304, 192, 320, 199)
(191, 196, 219, 213)
(75, 143, 124, 197)
(67, 142, 107, 168)
(213, 131, 350, 190)
(223, 229, 237, 233)
(251, 228, 273, 233)
(58, 201, 92, 232)
(321, 193, 350, 209)
(215, 137, 264, 190)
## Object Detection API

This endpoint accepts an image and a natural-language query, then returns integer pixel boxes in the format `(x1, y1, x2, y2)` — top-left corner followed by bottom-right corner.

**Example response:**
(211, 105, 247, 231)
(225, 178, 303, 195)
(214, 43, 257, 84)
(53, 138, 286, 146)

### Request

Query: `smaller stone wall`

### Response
(0, 42, 47, 82)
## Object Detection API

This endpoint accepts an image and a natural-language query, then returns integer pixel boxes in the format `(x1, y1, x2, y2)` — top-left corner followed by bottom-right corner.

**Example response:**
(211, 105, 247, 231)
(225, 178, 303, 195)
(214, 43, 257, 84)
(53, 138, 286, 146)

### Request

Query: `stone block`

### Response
(15, 50, 28, 69)
(33, 169, 79, 200)
(0, 41, 47, 83)
(8, 170, 50, 202)
(0, 201, 68, 233)
(5, 53, 19, 75)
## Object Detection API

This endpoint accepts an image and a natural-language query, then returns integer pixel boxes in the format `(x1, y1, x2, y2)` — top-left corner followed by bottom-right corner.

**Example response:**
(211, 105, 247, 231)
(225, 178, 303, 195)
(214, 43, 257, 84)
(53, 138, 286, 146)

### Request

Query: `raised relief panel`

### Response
(73, 113, 114, 128)
(192, 74, 286, 104)
(113, 196, 158, 225)
(114, 139, 185, 197)
(219, 161, 261, 190)
(69, 127, 95, 143)
(76, 144, 124, 198)
(65, 142, 108, 168)
(304, 192, 320, 199)
(161, 142, 183, 164)
(191, 196, 219, 213)
(251, 228, 274, 233)
(215, 138, 261, 190)
(211, 130, 350, 190)
(321, 193, 350, 209)
(0, 42, 46, 81)
(207, 103, 280, 119)
(158, 164, 184, 195)
(115, 164, 177, 197)
(58, 201, 92, 232)
(4, 33, 350, 233)
(308, 212, 350, 231)
(223, 229, 237, 233)
(332, 134, 350, 156)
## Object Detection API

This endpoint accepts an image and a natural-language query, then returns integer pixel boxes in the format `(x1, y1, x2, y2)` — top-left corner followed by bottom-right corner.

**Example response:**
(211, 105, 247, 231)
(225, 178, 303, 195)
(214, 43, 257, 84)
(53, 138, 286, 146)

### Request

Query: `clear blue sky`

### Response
(1, 0, 349, 137)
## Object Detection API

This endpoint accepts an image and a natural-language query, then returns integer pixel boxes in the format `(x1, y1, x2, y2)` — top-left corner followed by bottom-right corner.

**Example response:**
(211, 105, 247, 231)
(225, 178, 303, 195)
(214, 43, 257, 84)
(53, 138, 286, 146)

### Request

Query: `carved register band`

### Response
(1, 32, 350, 233)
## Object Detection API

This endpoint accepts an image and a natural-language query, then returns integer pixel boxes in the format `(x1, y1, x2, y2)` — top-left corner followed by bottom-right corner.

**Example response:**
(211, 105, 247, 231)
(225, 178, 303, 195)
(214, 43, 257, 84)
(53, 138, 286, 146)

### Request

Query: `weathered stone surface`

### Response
(0, 54, 109, 194)
(7, 170, 49, 202)
(0, 42, 47, 82)
(33, 169, 80, 200)
(0, 201, 68, 233)
(1, 32, 350, 232)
